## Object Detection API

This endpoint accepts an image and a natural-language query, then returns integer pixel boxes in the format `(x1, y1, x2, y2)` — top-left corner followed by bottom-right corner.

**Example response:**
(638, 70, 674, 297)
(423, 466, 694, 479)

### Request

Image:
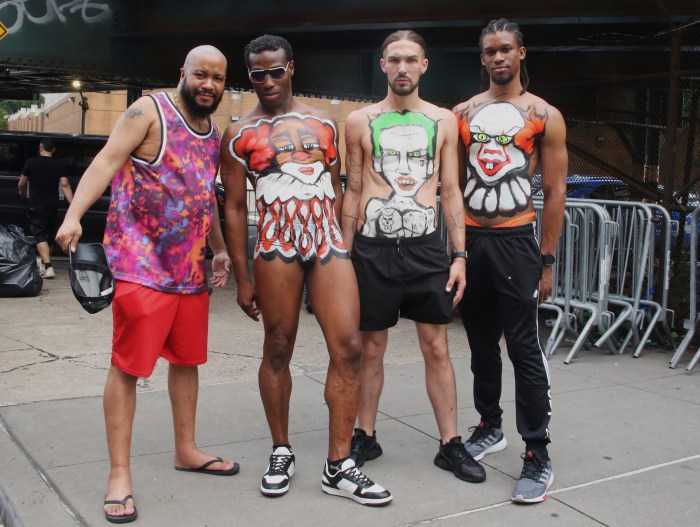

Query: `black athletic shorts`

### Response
(27, 206, 58, 243)
(351, 230, 454, 331)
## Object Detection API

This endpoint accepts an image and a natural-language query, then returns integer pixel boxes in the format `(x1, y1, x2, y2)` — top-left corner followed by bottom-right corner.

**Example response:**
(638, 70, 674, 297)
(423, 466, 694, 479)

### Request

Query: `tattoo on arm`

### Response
(124, 107, 143, 120)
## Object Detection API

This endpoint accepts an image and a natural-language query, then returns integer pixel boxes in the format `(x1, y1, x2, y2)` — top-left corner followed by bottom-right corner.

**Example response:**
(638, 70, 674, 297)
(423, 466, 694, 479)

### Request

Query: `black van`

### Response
(0, 131, 109, 243)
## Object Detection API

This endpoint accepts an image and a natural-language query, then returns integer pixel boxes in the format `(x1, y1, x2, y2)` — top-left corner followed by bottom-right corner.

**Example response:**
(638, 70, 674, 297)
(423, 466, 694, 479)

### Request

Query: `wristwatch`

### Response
(541, 253, 556, 266)
(451, 251, 468, 262)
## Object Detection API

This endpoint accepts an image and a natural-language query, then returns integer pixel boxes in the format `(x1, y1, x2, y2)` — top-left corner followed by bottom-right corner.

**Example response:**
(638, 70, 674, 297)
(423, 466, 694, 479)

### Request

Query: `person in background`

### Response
(18, 137, 73, 278)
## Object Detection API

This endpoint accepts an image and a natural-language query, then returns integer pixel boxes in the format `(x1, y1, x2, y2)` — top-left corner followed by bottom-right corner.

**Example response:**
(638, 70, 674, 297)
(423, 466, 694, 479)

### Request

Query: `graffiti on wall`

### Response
(0, 0, 112, 33)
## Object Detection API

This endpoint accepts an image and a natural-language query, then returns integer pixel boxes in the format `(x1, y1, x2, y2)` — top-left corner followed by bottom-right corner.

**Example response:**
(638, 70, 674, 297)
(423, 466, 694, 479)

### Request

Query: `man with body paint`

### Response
(341, 29, 486, 485)
(452, 18, 567, 503)
(220, 34, 392, 507)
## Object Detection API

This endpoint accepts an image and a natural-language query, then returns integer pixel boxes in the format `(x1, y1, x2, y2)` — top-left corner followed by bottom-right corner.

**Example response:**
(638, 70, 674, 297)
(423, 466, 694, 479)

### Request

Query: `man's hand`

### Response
(210, 251, 231, 288)
(55, 218, 83, 253)
(446, 257, 466, 306)
(538, 266, 553, 304)
(237, 280, 260, 321)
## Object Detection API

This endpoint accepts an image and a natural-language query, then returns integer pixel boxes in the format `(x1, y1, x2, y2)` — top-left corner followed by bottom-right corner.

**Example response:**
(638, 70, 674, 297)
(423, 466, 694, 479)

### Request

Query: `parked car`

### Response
(1, 131, 234, 253)
(0, 131, 109, 243)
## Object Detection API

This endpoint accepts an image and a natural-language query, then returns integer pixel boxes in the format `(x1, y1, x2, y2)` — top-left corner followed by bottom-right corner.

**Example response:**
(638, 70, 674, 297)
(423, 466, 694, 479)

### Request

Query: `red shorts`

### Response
(111, 280, 209, 377)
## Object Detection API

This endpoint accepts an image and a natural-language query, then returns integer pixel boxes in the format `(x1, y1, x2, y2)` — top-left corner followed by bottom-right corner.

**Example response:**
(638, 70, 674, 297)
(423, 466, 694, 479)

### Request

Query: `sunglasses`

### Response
(248, 62, 290, 83)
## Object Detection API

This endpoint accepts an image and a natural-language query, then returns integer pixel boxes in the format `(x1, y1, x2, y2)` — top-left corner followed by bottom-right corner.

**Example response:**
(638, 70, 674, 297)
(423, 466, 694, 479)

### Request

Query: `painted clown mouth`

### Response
(395, 176, 416, 190)
(299, 166, 316, 176)
(479, 159, 507, 177)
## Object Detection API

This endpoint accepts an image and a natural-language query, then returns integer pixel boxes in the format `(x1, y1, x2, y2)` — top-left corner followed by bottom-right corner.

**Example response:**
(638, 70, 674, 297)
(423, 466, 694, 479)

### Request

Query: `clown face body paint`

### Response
(230, 112, 346, 264)
(458, 102, 547, 218)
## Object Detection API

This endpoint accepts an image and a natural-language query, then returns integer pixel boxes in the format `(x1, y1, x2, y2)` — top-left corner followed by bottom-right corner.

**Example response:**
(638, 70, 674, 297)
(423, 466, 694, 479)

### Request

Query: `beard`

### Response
(389, 76, 419, 96)
(179, 84, 222, 118)
(491, 72, 516, 86)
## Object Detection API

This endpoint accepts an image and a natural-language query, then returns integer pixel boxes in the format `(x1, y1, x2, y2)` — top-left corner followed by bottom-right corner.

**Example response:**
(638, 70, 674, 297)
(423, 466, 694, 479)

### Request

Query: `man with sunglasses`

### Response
(341, 30, 486, 485)
(221, 34, 392, 506)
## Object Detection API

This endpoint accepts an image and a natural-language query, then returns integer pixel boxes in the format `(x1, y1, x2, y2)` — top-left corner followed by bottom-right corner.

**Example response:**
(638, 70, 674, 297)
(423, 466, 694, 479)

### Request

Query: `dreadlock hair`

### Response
(380, 29, 427, 56)
(244, 34, 293, 69)
(479, 18, 529, 95)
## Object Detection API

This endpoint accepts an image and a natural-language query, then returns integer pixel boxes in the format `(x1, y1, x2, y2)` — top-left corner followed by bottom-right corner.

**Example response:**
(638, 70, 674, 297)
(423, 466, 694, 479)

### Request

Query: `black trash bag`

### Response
(0, 224, 43, 297)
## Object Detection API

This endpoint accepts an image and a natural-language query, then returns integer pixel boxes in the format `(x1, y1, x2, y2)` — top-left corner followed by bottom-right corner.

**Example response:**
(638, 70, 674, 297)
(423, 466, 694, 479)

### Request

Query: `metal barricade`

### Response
(669, 205, 700, 371)
(535, 199, 618, 363)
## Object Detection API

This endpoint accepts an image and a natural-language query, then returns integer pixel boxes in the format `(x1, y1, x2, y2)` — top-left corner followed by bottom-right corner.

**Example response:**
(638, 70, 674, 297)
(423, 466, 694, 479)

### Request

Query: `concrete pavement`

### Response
(1, 259, 699, 526)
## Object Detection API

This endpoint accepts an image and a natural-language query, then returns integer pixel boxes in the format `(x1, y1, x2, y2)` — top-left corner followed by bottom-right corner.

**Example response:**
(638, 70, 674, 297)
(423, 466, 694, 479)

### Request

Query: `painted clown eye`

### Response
(496, 135, 512, 145)
(383, 149, 399, 156)
(473, 132, 489, 143)
(407, 150, 424, 158)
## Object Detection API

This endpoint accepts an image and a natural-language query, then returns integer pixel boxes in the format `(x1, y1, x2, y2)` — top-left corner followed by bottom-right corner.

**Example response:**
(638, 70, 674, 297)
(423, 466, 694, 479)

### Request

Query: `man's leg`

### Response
(168, 364, 236, 471)
(415, 323, 457, 442)
(356, 330, 388, 440)
(103, 366, 138, 519)
(36, 241, 51, 265)
(306, 256, 364, 460)
(308, 256, 392, 506)
(254, 257, 305, 445)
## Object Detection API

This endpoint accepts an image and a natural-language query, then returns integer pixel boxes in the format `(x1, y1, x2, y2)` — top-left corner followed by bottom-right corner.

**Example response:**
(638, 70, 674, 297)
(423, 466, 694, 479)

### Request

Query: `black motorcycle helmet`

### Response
(69, 243, 115, 314)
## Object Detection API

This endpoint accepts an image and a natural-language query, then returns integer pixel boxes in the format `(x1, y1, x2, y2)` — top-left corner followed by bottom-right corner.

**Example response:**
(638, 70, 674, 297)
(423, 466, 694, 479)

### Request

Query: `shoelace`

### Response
(341, 466, 374, 487)
(268, 454, 292, 475)
(467, 424, 493, 445)
(520, 452, 545, 480)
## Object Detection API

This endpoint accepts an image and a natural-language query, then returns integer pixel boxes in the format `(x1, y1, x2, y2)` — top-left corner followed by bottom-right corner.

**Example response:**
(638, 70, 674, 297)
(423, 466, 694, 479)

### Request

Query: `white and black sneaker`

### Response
(261, 446, 295, 497)
(321, 458, 392, 506)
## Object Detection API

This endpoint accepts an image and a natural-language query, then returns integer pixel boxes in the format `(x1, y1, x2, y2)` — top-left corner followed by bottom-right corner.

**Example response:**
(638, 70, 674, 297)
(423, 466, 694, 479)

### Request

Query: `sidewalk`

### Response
(1, 260, 699, 526)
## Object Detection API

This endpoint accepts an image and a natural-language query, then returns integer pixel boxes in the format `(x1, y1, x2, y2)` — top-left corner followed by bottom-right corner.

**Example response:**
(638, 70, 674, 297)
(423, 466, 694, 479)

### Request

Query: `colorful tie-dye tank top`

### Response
(103, 91, 221, 294)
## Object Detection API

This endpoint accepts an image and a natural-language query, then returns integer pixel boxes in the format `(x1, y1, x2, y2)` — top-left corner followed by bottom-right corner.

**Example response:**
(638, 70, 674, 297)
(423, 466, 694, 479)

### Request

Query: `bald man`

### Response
(56, 45, 236, 524)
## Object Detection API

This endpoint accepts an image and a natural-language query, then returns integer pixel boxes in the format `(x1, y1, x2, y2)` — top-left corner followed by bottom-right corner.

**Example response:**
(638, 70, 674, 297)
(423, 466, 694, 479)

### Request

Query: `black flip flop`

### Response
(175, 456, 240, 476)
(104, 494, 137, 524)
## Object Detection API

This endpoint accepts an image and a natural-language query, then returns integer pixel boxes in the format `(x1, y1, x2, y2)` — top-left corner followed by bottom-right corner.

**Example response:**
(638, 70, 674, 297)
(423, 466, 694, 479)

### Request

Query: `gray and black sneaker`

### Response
(465, 422, 507, 461)
(511, 451, 553, 504)
(321, 458, 392, 506)
(261, 446, 295, 496)
(349, 428, 382, 467)
(434, 436, 486, 483)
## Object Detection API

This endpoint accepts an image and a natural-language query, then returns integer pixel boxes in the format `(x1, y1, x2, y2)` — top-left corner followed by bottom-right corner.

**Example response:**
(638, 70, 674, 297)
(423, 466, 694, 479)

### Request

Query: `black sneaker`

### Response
(349, 428, 382, 467)
(434, 436, 486, 483)
(321, 458, 392, 506)
(464, 422, 507, 461)
(511, 451, 553, 503)
(260, 446, 295, 496)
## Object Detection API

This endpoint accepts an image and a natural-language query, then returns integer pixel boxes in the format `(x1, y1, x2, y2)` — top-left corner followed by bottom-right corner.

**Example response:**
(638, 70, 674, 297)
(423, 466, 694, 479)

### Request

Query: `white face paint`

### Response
(468, 103, 527, 184)
(374, 125, 433, 197)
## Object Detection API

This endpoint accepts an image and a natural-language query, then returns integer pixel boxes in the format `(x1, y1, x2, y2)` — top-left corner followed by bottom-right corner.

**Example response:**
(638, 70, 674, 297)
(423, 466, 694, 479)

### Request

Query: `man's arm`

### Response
(538, 105, 568, 303)
(220, 125, 260, 321)
(328, 119, 344, 219)
(452, 103, 469, 196)
(59, 177, 73, 204)
(340, 111, 365, 253)
(438, 110, 467, 305)
(56, 97, 157, 252)
(18, 174, 28, 198)
(208, 202, 231, 288)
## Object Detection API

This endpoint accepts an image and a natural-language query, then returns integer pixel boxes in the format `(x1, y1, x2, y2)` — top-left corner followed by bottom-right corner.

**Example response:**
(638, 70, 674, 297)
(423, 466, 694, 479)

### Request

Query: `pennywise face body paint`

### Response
(459, 101, 547, 218)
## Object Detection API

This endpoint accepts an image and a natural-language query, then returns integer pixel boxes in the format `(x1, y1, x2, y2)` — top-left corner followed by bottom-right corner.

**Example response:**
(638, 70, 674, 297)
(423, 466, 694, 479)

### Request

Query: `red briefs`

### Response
(111, 280, 209, 377)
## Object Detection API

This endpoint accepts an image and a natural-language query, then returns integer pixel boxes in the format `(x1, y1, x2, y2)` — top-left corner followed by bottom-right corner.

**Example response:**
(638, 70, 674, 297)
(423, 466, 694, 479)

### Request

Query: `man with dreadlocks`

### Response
(452, 18, 567, 503)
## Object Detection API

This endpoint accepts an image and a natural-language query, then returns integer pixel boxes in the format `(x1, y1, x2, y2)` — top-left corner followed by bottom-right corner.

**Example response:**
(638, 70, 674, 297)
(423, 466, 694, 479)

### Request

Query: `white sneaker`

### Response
(321, 458, 392, 506)
(43, 266, 55, 279)
(261, 446, 295, 496)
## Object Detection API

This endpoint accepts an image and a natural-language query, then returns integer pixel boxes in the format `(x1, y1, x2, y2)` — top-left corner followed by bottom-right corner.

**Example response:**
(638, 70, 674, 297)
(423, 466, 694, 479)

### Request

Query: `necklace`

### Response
(172, 90, 208, 132)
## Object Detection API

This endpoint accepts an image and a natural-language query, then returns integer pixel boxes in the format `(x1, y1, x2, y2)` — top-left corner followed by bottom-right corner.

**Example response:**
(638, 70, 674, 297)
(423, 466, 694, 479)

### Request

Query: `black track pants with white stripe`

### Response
(458, 224, 552, 451)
